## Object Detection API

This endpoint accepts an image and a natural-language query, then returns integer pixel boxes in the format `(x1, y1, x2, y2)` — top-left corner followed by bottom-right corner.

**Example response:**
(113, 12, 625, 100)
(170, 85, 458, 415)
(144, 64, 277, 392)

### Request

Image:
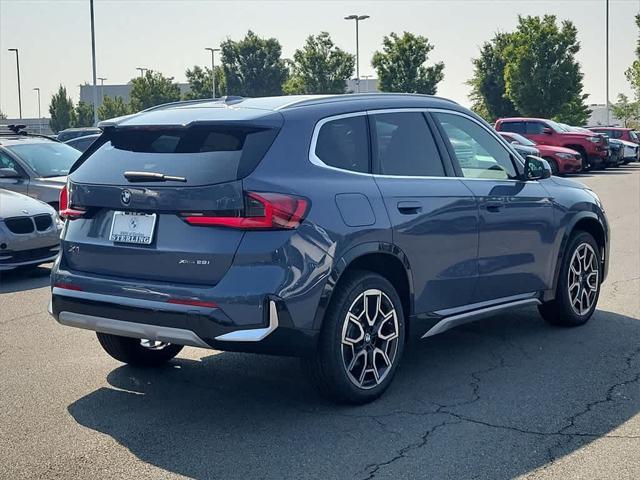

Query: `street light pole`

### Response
(33, 88, 41, 132)
(136, 67, 148, 78)
(7, 48, 22, 118)
(90, 0, 98, 125)
(205, 47, 221, 99)
(605, 0, 610, 126)
(344, 14, 370, 93)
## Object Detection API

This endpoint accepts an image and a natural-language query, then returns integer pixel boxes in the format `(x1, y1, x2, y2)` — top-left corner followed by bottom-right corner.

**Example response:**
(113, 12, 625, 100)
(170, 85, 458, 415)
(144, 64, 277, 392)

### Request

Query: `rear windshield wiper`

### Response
(124, 171, 187, 182)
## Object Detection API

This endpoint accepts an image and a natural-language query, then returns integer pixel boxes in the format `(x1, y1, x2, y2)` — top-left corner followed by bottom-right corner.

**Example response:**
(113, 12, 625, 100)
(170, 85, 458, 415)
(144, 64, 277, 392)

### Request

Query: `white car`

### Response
(617, 139, 639, 162)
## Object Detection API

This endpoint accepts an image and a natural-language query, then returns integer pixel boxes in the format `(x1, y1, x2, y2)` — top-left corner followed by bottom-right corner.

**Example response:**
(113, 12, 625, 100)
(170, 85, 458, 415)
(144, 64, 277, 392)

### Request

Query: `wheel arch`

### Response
(551, 213, 607, 294)
(312, 242, 414, 332)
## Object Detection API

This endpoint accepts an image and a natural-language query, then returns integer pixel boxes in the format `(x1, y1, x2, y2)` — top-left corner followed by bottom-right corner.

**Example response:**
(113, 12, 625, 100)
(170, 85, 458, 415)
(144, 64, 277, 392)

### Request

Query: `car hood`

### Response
(0, 189, 55, 219)
(548, 175, 589, 190)
(617, 139, 638, 148)
(537, 144, 579, 155)
(37, 176, 67, 185)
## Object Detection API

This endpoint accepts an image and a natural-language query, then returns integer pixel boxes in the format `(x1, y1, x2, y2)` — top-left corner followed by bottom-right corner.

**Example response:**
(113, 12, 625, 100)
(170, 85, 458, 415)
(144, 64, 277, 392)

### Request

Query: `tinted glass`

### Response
(315, 115, 369, 173)
(501, 132, 536, 146)
(435, 112, 517, 180)
(0, 152, 20, 171)
(371, 112, 445, 177)
(7, 142, 80, 177)
(526, 122, 547, 134)
(500, 121, 525, 134)
(630, 131, 638, 141)
(73, 126, 279, 186)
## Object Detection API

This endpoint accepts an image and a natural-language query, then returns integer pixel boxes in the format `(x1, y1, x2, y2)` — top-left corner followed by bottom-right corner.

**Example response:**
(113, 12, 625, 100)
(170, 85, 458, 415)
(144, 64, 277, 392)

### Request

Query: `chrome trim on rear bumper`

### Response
(215, 300, 279, 342)
(56, 311, 210, 348)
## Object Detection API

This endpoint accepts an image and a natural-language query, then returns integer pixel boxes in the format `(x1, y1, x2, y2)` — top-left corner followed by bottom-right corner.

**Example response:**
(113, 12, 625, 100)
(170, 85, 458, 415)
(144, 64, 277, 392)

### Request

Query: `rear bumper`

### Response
(49, 273, 322, 356)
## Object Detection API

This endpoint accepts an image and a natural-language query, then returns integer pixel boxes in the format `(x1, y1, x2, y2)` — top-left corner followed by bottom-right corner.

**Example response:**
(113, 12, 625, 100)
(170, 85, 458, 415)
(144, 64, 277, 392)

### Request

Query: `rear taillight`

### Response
(59, 184, 86, 220)
(182, 192, 309, 230)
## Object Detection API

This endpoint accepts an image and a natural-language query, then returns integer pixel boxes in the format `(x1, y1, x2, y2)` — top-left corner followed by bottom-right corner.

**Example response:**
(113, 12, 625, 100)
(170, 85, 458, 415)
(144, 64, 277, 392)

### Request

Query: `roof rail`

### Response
(141, 96, 246, 113)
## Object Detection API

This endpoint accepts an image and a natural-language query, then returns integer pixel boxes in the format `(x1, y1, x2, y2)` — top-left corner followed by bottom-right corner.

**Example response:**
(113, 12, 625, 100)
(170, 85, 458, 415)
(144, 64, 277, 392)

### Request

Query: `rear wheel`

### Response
(96, 332, 183, 366)
(538, 232, 601, 327)
(303, 271, 406, 404)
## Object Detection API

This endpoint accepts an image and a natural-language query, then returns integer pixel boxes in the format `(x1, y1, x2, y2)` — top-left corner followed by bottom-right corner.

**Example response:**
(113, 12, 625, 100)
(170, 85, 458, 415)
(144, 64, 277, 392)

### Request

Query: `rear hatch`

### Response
(62, 110, 282, 285)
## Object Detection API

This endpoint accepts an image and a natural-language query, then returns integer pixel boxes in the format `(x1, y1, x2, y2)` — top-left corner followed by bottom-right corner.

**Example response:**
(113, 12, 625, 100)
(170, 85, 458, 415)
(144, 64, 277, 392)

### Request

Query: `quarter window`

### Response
(315, 115, 369, 173)
(435, 112, 518, 180)
(371, 112, 445, 177)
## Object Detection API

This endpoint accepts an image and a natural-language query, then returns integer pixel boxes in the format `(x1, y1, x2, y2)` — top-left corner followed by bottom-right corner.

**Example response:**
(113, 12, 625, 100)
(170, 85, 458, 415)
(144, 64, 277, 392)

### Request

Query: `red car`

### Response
(498, 132, 583, 175)
(495, 117, 608, 169)
(589, 127, 639, 145)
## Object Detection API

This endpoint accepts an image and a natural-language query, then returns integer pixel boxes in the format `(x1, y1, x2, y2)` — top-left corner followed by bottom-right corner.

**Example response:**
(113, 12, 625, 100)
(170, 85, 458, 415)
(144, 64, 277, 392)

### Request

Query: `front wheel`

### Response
(96, 332, 183, 366)
(545, 158, 560, 176)
(538, 232, 602, 327)
(303, 271, 406, 404)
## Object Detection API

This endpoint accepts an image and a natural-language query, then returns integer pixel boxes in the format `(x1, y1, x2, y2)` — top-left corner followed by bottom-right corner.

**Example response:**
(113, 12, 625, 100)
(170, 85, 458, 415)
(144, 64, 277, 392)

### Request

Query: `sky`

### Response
(0, 0, 639, 119)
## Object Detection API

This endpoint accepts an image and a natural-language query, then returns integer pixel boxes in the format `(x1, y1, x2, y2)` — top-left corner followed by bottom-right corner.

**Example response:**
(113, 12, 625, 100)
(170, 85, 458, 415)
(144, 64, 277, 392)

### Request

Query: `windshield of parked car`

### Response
(503, 132, 536, 146)
(631, 131, 639, 142)
(545, 120, 565, 133)
(6, 142, 81, 177)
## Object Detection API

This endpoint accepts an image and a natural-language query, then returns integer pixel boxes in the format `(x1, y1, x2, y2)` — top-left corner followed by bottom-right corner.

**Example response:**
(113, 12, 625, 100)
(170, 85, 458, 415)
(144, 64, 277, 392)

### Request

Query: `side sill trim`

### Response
(215, 300, 279, 342)
(56, 311, 210, 349)
(421, 298, 541, 339)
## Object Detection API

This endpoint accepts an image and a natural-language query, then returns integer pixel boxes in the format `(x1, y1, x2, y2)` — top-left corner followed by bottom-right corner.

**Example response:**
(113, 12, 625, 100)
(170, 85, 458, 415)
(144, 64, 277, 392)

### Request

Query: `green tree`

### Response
(73, 101, 94, 127)
(503, 15, 589, 123)
(283, 32, 354, 94)
(48, 85, 75, 133)
(611, 93, 639, 127)
(468, 33, 520, 122)
(372, 32, 444, 94)
(221, 30, 289, 97)
(553, 94, 592, 126)
(625, 14, 640, 102)
(184, 65, 225, 99)
(129, 70, 181, 112)
(98, 96, 130, 121)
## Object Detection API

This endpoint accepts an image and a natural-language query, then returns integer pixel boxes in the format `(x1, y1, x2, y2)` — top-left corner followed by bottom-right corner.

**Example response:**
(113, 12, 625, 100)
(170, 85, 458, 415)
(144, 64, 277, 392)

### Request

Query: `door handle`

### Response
(485, 199, 505, 212)
(397, 201, 422, 215)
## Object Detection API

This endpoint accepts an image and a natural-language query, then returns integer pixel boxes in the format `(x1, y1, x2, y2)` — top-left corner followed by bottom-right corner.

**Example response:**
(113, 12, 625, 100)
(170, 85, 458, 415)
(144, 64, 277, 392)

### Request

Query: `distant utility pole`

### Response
(98, 77, 107, 107)
(90, 0, 98, 125)
(361, 75, 371, 93)
(33, 88, 41, 133)
(136, 67, 148, 78)
(605, 0, 610, 126)
(7, 48, 22, 118)
(344, 14, 370, 93)
(205, 47, 221, 99)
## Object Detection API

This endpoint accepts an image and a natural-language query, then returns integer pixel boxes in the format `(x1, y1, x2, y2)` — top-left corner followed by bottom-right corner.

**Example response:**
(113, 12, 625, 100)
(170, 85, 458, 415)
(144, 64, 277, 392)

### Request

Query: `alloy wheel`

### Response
(340, 289, 399, 389)
(567, 243, 599, 315)
(140, 339, 170, 350)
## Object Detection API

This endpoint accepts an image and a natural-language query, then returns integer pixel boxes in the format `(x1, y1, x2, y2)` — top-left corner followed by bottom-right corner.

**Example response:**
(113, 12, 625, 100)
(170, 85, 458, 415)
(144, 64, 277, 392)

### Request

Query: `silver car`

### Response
(0, 133, 80, 209)
(0, 189, 62, 271)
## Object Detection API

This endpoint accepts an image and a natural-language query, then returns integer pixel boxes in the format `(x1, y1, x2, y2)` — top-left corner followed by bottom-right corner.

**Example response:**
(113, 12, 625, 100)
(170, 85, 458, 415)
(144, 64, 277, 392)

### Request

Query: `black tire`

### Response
(538, 232, 602, 327)
(545, 157, 560, 176)
(578, 151, 590, 171)
(303, 271, 406, 404)
(96, 332, 183, 366)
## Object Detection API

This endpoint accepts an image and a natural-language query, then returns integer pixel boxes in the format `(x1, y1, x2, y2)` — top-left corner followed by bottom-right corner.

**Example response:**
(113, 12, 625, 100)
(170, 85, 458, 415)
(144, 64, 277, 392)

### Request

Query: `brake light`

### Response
(182, 192, 309, 230)
(59, 184, 86, 220)
(53, 282, 83, 291)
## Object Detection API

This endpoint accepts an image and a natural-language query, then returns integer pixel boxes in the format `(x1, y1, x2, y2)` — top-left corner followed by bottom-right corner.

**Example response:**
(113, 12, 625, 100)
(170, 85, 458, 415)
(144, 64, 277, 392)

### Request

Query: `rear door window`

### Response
(370, 112, 445, 177)
(526, 122, 547, 134)
(314, 115, 369, 173)
(499, 121, 525, 134)
(72, 126, 279, 186)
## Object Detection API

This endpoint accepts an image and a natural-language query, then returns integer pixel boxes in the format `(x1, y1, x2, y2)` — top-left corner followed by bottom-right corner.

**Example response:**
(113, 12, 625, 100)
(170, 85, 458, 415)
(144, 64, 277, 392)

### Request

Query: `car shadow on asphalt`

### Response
(67, 307, 640, 480)
(0, 264, 51, 294)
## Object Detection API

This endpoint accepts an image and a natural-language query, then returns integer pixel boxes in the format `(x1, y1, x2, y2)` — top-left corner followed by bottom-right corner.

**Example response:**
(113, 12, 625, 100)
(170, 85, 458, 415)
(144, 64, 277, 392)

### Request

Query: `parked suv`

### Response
(589, 127, 639, 145)
(498, 131, 582, 175)
(50, 95, 609, 404)
(495, 118, 608, 169)
(0, 127, 81, 209)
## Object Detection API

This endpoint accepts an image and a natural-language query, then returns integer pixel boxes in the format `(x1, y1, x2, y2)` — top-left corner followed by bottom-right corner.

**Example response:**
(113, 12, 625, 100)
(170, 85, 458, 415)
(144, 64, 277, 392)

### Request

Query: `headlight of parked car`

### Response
(586, 136, 601, 144)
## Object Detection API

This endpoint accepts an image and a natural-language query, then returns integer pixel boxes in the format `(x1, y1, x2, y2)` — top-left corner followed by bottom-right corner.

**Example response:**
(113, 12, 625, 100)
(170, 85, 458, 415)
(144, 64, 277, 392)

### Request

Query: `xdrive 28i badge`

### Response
(121, 189, 132, 205)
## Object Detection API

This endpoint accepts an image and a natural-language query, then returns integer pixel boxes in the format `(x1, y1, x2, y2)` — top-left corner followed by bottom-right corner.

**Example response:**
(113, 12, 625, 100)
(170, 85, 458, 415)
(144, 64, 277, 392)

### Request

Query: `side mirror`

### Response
(0, 167, 20, 178)
(524, 156, 551, 180)
(542, 127, 553, 135)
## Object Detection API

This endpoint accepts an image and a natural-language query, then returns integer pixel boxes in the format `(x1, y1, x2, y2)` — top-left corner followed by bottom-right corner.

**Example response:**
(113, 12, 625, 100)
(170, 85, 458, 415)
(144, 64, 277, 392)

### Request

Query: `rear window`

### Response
(72, 126, 279, 186)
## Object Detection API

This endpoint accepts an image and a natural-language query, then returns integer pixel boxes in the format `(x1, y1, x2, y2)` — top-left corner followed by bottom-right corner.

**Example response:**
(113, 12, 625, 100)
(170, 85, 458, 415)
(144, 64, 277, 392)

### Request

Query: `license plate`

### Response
(109, 211, 157, 245)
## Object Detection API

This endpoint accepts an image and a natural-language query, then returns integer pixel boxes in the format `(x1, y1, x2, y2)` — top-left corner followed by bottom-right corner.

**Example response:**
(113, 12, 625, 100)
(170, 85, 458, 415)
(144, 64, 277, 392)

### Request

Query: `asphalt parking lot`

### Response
(1, 165, 639, 480)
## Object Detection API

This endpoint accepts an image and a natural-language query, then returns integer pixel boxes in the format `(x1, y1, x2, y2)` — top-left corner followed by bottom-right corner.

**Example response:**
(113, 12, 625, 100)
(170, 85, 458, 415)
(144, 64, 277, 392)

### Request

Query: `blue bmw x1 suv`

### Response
(50, 94, 609, 403)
